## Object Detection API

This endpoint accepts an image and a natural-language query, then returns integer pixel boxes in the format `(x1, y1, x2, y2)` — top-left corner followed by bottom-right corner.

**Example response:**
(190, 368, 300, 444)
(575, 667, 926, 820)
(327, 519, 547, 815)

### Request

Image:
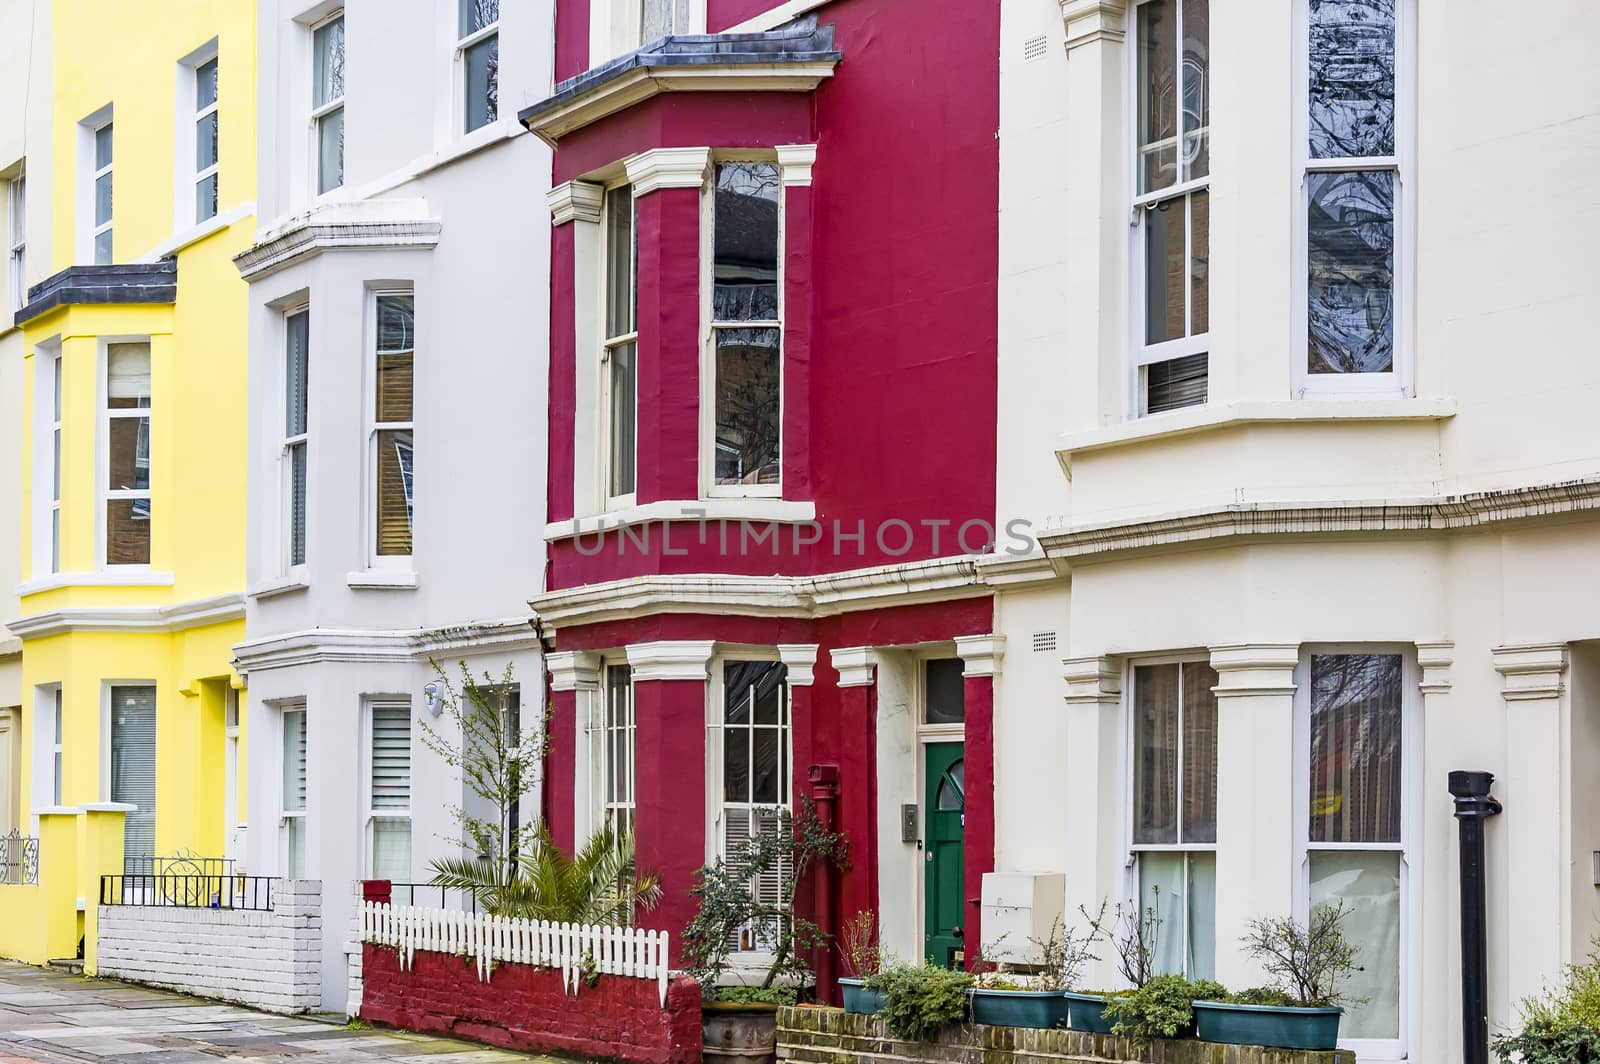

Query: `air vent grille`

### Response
(1023, 34, 1049, 61)
(1032, 630, 1058, 653)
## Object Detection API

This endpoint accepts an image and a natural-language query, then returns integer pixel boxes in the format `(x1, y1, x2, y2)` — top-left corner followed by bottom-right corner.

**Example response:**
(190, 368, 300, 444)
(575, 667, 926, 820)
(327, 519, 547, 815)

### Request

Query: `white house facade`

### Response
(233, 0, 552, 1012)
(990, 1, 1600, 1062)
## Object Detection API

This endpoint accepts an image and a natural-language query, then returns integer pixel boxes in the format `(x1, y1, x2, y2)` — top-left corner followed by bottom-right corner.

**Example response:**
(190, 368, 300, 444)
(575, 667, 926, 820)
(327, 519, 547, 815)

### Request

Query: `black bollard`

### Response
(1448, 770, 1502, 1064)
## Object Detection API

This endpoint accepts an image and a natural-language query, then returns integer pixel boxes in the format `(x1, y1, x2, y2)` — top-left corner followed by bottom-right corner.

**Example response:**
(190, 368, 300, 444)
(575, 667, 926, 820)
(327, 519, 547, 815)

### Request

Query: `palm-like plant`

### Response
(428, 821, 661, 926)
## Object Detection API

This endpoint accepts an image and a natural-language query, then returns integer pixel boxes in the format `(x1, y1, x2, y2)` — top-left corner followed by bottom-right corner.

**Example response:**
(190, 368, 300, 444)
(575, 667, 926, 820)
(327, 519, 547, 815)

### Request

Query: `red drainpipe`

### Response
(807, 764, 841, 1005)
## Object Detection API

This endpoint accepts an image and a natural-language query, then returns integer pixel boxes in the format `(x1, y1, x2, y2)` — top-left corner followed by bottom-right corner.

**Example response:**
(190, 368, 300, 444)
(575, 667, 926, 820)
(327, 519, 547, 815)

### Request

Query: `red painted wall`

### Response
(707, 0, 786, 32)
(632, 678, 708, 964)
(361, 946, 702, 1064)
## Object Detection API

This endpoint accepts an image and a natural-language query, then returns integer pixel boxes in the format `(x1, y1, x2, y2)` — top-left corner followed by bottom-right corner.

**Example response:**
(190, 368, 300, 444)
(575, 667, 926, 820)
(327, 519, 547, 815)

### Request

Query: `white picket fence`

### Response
(358, 901, 671, 1005)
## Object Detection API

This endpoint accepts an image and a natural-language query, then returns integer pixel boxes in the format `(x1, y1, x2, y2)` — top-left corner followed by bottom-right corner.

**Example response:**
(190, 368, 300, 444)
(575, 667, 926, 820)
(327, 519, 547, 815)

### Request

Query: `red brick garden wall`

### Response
(360, 944, 702, 1064)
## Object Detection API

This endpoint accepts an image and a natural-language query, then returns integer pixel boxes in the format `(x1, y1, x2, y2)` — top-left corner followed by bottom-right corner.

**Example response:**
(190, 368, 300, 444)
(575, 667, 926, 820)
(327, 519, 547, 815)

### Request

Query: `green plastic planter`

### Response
(1063, 992, 1118, 1034)
(838, 978, 888, 1016)
(968, 988, 1071, 1029)
(1194, 1000, 1343, 1050)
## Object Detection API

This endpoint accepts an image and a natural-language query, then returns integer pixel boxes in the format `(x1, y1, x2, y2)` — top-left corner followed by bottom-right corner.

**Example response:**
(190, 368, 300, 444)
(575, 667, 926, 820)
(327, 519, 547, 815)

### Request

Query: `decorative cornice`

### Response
(1060, 0, 1128, 52)
(231, 617, 540, 675)
(777, 644, 820, 687)
(1208, 643, 1301, 698)
(1415, 641, 1454, 695)
(624, 147, 712, 197)
(973, 550, 1064, 588)
(8, 593, 245, 640)
(776, 144, 818, 187)
(547, 650, 602, 692)
(548, 180, 605, 226)
(1493, 643, 1568, 702)
(954, 635, 1006, 678)
(530, 556, 991, 633)
(16, 261, 178, 325)
(1063, 655, 1120, 705)
(626, 640, 717, 683)
(1039, 476, 1600, 566)
(830, 647, 879, 688)
(234, 203, 441, 281)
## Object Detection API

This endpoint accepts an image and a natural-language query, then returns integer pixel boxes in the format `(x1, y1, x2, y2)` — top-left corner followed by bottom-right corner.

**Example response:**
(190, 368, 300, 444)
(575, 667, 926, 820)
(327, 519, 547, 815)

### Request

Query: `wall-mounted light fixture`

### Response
(423, 681, 443, 717)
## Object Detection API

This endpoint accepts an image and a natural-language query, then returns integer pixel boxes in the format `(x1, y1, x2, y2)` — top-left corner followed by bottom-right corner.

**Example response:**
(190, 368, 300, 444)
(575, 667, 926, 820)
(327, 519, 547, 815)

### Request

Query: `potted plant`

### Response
(862, 962, 974, 1040)
(968, 916, 1100, 1029)
(685, 800, 848, 1064)
(1063, 897, 1151, 1034)
(1192, 902, 1360, 1051)
(837, 910, 888, 1015)
(1102, 974, 1227, 1044)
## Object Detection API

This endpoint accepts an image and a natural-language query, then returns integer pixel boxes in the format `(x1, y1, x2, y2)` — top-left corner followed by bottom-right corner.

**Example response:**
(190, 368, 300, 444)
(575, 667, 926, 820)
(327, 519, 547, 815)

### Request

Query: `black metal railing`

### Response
(388, 882, 481, 914)
(123, 854, 236, 879)
(100, 873, 276, 911)
(0, 830, 39, 885)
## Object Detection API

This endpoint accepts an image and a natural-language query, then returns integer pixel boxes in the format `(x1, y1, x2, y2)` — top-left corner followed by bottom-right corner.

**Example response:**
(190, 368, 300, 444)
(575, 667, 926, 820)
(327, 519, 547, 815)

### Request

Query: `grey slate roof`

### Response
(16, 259, 178, 325)
(518, 20, 841, 131)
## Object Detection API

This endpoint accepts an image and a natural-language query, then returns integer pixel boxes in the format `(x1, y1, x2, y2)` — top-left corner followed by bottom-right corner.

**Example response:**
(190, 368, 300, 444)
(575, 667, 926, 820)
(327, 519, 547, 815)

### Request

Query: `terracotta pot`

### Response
(702, 1000, 779, 1064)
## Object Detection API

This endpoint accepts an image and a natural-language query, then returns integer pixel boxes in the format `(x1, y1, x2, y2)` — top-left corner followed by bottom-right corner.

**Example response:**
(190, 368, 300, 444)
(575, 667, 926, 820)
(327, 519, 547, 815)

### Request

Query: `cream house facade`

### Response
(990, 0, 1600, 1061)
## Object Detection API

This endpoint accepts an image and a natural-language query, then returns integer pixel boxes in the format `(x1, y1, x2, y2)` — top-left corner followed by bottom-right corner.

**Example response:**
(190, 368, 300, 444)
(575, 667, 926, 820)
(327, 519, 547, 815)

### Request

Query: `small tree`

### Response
(839, 910, 882, 978)
(1083, 893, 1162, 988)
(417, 659, 545, 874)
(1242, 902, 1363, 1007)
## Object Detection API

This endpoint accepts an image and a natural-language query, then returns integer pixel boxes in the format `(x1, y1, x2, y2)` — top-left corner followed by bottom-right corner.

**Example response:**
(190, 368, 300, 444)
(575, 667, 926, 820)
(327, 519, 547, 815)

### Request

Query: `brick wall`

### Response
(778, 1007, 1357, 1064)
(96, 880, 321, 1014)
(360, 944, 702, 1064)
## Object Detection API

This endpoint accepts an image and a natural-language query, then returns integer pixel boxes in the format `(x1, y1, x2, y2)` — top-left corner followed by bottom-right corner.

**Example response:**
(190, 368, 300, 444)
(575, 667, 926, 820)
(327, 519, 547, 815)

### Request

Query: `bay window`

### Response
(104, 342, 151, 566)
(281, 703, 307, 877)
(1129, 659, 1218, 979)
(284, 307, 309, 567)
(1300, 0, 1407, 396)
(603, 185, 637, 503)
(1131, 0, 1209, 416)
(458, 0, 499, 133)
(312, 13, 345, 195)
(371, 293, 414, 561)
(716, 660, 791, 950)
(709, 161, 782, 495)
(368, 701, 412, 881)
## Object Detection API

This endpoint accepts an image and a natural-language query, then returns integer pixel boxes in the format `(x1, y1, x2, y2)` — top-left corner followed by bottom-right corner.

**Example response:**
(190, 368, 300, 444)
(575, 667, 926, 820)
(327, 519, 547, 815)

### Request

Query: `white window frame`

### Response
(279, 701, 308, 878)
(1292, 0, 1414, 400)
(193, 52, 220, 223)
(90, 118, 114, 265)
(224, 686, 240, 861)
(6, 170, 24, 314)
(99, 338, 152, 571)
(1122, 654, 1218, 980)
(455, 0, 499, 134)
(600, 182, 637, 509)
(590, 0, 707, 63)
(1292, 645, 1420, 1061)
(281, 304, 310, 573)
(599, 661, 636, 833)
(366, 288, 415, 569)
(51, 687, 63, 806)
(310, 10, 345, 198)
(49, 350, 62, 574)
(1126, 0, 1210, 419)
(700, 154, 785, 500)
(364, 697, 413, 881)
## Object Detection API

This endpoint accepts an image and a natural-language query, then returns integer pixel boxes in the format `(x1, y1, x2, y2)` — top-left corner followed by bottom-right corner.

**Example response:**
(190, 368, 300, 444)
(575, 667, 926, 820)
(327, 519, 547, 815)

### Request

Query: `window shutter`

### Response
(110, 686, 157, 859)
(370, 704, 411, 810)
(1146, 352, 1209, 413)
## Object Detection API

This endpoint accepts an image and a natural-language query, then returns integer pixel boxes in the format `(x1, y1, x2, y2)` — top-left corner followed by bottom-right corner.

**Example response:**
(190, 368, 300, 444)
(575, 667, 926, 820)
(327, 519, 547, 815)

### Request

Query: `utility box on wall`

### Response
(980, 872, 1065, 965)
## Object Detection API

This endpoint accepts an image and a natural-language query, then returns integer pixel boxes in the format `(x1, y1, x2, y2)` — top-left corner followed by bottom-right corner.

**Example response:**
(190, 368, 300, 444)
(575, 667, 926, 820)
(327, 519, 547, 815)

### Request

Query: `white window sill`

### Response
(248, 575, 310, 600)
(1057, 397, 1457, 474)
(346, 569, 418, 590)
(17, 571, 176, 596)
(545, 499, 818, 542)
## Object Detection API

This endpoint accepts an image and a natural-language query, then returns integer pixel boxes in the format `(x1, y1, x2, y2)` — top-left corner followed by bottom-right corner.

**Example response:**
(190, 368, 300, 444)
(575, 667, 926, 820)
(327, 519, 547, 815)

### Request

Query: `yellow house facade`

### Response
(4, 0, 255, 967)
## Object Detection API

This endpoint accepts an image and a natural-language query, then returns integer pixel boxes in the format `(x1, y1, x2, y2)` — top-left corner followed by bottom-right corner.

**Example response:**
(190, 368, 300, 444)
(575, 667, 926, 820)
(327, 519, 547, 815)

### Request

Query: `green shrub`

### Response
(704, 985, 799, 1006)
(1101, 974, 1225, 1046)
(1493, 945, 1600, 1063)
(863, 963, 974, 1041)
(1227, 986, 1300, 1007)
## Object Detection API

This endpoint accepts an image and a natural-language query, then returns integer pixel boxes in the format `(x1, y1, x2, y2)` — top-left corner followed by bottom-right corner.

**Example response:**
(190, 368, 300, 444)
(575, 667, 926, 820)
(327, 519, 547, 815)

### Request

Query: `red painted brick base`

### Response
(360, 944, 703, 1064)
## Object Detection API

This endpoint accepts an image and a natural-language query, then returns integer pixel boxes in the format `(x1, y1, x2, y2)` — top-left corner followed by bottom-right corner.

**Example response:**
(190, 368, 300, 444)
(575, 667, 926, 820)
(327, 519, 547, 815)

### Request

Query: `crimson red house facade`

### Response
(520, 0, 1000, 992)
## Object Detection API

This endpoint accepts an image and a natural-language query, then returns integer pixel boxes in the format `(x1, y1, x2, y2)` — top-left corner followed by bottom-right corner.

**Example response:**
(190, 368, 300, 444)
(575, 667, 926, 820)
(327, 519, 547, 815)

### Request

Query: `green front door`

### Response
(923, 742, 966, 968)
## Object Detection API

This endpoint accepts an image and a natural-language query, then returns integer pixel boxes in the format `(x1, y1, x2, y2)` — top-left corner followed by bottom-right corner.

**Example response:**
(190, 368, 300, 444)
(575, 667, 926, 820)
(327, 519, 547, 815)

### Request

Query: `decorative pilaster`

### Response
(623, 147, 711, 197)
(1494, 642, 1570, 1002)
(776, 144, 818, 187)
(780, 644, 821, 811)
(956, 636, 1005, 965)
(1414, 640, 1462, 1063)
(831, 646, 879, 688)
(778, 644, 820, 686)
(545, 651, 600, 852)
(1060, 654, 1123, 984)
(1209, 643, 1300, 989)
(626, 640, 716, 682)
(1060, 0, 1128, 52)
(546, 180, 603, 226)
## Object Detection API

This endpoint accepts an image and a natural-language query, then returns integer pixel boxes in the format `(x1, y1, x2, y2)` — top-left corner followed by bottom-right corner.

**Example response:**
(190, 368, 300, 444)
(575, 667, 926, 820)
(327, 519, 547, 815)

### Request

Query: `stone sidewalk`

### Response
(0, 961, 561, 1062)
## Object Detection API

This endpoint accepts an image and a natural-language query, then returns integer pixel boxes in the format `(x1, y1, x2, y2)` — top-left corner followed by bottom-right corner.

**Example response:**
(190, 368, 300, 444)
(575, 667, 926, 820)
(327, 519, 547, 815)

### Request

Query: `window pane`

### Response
(724, 728, 748, 802)
(1309, 653, 1402, 843)
(371, 705, 411, 809)
(1136, 0, 1177, 194)
(1181, 0, 1209, 181)
(376, 353, 413, 424)
(608, 340, 636, 497)
(52, 427, 60, 499)
(752, 729, 780, 803)
(1181, 662, 1218, 843)
(282, 710, 307, 812)
(94, 172, 112, 227)
(1143, 198, 1185, 345)
(1133, 663, 1179, 844)
(286, 816, 306, 877)
(713, 162, 780, 322)
(196, 110, 219, 171)
(110, 686, 157, 859)
(51, 509, 59, 573)
(924, 658, 965, 725)
(108, 342, 151, 409)
(94, 228, 113, 265)
(377, 293, 413, 351)
(459, 0, 499, 35)
(714, 328, 780, 486)
(106, 499, 151, 565)
(1146, 353, 1208, 414)
(375, 428, 414, 555)
(195, 173, 218, 223)
(1139, 851, 1187, 976)
(1189, 189, 1209, 335)
(464, 34, 498, 132)
(196, 57, 218, 109)
(313, 17, 345, 107)
(604, 186, 635, 339)
(108, 417, 150, 491)
(95, 124, 113, 169)
(372, 818, 411, 881)
(286, 311, 309, 434)
(1307, 170, 1393, 374)
(1308, 0, 1396, 160)
(317, 107, 344, 194)
(1310, 850, 1400, 1038)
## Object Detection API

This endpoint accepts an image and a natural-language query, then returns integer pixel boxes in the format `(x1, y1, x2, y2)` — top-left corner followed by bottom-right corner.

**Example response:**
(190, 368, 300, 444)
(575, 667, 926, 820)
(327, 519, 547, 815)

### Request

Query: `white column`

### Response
(1415, 641, 1461, 1060)
(1062, 653, 1122, 986)
(1493, 642, 1570, 1003)
(1209, 643, 1300, 988)
(546, 180, 603, 516)
(547, 650, 601, 845)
